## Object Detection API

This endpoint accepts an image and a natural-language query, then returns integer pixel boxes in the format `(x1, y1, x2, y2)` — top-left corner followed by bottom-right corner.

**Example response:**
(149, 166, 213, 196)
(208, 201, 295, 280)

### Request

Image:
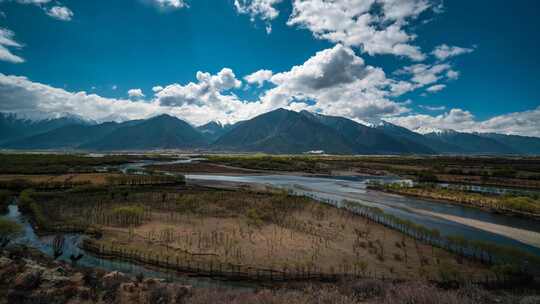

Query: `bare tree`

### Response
(52, 234, 65, 260)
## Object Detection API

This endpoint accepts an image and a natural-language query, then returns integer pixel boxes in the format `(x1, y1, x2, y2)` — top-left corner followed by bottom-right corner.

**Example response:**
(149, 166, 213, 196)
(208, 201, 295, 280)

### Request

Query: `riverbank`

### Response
(371, 184, 540, 221)
(1, 245, 538, 304)
(0, 244, 192, 304)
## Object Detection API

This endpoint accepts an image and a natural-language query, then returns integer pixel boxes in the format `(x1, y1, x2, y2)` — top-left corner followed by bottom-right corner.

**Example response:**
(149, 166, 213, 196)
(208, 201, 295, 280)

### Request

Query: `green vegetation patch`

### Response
(372, 182, 540, 216)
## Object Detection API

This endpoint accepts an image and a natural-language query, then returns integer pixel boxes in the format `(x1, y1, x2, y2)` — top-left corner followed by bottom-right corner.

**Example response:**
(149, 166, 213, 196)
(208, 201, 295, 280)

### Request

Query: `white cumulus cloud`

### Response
(286, 0, 437, 60)
(426, 83, 445, 93)
(152, 86, 164, 93)
(244, 69, 273, 87)
(153, 68, 267, 124)
(151, 0, 188, 9)
(46, 6, 73, 21)
(156, 68, 242, 107)
(419, 105, 445, 111)
(388, 107, 540, 137)
(446, 70, 459, 80)
(396, 63, 451, 85)
(0, 73, 160, 122)
(10, 0, 74, 21)
(263, 44, 410, 119)
(432, 44, 474, 60)
(0, 28, 24, 63)
(128, 88, 145, 99)
(234, 0, 282, 33)
(14, 0, 51, 4)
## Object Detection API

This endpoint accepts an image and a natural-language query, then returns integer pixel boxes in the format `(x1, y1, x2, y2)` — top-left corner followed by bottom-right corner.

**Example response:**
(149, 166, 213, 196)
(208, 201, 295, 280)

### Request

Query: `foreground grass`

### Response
(186, 282, 536, 304)
(2, 245, 537, 304)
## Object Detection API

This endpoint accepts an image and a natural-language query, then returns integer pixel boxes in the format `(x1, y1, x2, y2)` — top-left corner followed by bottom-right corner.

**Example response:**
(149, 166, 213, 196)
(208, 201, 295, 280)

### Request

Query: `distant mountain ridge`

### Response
(4, 122, 121, 150)
(423, 130, 517, 154)
(0, 112, 95, 144)
(2, 113, 207, 151)
(474, 133, 540, 155)
(299, 110, 436, 154)
(212, 108, 356, 154)
(1, 109, 539, 154)
(197, 121, 233, 142)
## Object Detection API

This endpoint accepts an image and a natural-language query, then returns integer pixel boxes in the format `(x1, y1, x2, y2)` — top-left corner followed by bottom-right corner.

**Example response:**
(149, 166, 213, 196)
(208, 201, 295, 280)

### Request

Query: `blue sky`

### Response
(0, 0, 539, 136)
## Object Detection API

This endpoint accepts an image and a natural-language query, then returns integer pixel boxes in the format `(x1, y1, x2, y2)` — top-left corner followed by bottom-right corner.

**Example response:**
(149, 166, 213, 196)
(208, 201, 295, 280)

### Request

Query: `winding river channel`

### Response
(3, 157, 540, 286)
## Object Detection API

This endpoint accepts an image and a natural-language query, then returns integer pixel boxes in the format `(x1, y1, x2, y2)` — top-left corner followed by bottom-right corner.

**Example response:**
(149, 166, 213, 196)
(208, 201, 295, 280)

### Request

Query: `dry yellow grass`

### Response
(96, 195, 486, 280)
(0, 173, 123, 185)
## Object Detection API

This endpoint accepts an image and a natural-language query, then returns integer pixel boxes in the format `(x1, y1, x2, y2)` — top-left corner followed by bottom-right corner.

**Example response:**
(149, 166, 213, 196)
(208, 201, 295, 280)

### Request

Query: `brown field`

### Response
(101, 210, 483, 279)
(0, 173, 124, 185)
(36, 187, 487, 280)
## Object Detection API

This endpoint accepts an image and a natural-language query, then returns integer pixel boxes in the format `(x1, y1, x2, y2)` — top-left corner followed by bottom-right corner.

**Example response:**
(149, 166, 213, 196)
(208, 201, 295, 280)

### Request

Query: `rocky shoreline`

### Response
(2, 245, 540, 304)
(0, 245, 192, 304)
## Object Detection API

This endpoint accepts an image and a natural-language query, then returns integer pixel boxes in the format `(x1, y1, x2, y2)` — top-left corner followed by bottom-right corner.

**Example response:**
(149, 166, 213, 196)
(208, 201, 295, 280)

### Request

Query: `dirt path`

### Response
(416, 210, 540, 249)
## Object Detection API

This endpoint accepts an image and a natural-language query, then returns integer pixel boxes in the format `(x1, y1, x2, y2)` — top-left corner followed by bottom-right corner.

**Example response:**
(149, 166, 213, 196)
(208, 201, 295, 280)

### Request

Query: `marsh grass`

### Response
(27, 187, 488, 281)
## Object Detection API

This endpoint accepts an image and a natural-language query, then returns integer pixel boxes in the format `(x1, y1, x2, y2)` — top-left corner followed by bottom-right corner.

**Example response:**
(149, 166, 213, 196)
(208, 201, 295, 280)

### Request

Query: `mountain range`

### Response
(1, 109, 540, 155)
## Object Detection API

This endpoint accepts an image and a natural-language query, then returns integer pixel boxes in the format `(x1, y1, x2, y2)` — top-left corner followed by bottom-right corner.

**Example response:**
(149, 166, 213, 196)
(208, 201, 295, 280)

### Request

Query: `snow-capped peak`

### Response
(361, 118, 392, 128)
(1, 111, 96, 125)
(53, 112, 97, 125)
(414, 126, 457, 135)
(199, 120, 226, 129)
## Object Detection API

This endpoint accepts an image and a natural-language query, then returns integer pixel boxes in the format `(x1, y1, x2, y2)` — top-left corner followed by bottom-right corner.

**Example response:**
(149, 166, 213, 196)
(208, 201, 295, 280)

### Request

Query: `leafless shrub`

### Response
(149, 286, 170, 304)
(380, 282, 471, 304)
(186, 287, 361, 304)
(52, 234, 65, 260)
(349, 279, 386, 299)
